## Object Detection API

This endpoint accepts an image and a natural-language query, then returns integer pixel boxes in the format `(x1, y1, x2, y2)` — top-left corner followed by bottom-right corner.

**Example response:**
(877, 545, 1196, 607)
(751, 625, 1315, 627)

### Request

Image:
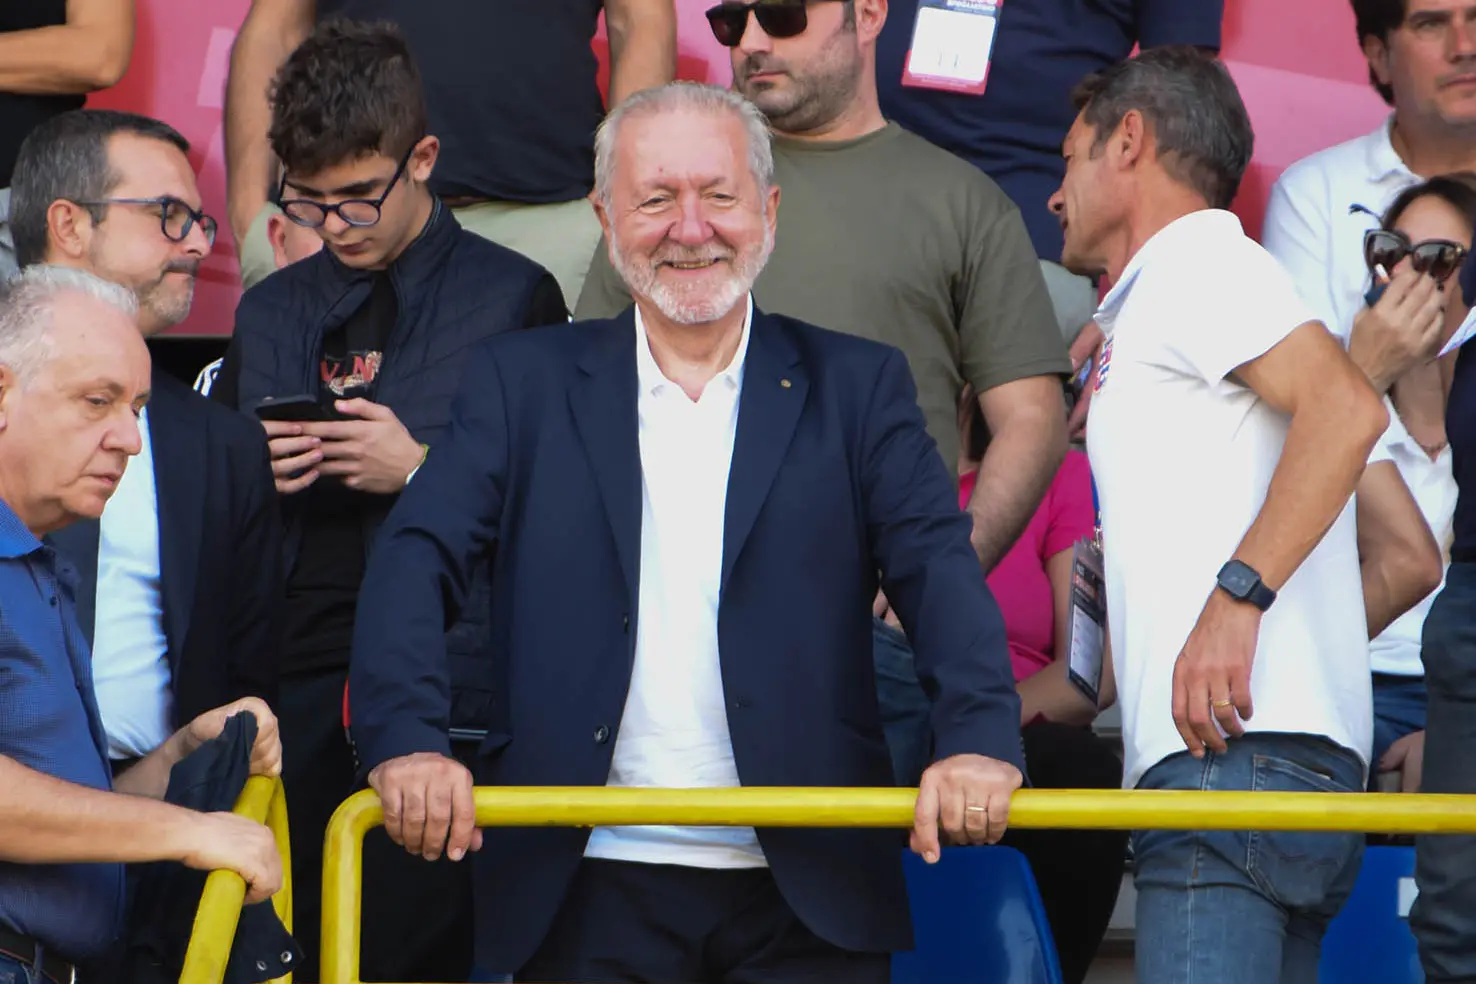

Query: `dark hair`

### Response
(1383, 173, 1476, 232)
(268, 18, 426, 177)
(9, 109, 190, 268)
(1352, 0, 1406, 105)
(1071, 46, 1254, 210)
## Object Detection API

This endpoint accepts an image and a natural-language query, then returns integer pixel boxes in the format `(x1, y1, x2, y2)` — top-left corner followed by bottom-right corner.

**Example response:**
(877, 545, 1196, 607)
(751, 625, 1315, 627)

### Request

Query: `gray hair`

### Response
(593, 82, 775, 208)
(0, 265, 139, 386)
(1071, 46, 1253, 210)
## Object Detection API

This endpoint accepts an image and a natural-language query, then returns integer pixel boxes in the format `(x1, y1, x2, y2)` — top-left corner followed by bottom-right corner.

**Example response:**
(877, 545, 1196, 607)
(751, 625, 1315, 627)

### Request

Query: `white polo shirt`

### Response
(1261, 115, 1418, 344)
(1087, 209, 1374, 791)
(1368, 402, 1456, 678)
(584, 297, 767, 869)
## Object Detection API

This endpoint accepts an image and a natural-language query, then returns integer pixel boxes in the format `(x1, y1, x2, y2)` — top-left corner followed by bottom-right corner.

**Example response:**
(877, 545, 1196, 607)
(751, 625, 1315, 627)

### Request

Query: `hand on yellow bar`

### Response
(368, 752, 483, 862)
(911, 754, 1023, 863)
(184, 696, 283, 778)
(178, 811, 283, 904)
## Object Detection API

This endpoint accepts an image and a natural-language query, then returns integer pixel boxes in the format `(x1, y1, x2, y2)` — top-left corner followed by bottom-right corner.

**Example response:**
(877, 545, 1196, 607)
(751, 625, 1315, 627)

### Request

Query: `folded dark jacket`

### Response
(119, 712, 301, 984)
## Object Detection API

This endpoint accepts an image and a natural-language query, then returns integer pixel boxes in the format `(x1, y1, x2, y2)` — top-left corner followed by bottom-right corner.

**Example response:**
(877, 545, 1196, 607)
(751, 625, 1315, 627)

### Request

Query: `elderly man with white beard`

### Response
(347, 81, 1027, 984)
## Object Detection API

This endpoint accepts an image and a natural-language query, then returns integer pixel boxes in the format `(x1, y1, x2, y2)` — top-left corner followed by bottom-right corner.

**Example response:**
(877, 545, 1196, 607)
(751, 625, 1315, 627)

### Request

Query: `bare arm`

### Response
(967, 376, 1068, 572)
(1229, 323, 1389, 588)
(1357, 460, 1443, 639)
(1016, 549, 1114, 726)
(225, 0, 315, 245)
(0, 0, 134, 95)
(604, 0, 677, 106)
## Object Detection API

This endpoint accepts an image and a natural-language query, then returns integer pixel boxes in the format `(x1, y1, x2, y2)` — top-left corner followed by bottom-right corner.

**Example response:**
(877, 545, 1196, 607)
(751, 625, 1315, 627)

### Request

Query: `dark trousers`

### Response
(518, 859, 891, 984)
(1412, 562, 1476, 982)
(278, 667, 472, 983)
(872, 620, 1126, 984)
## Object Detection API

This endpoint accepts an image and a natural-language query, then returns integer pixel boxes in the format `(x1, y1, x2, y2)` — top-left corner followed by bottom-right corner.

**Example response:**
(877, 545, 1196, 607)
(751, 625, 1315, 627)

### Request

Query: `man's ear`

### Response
(46, 199, 95, 262)
(0, 365, 18, 433)
(1112, 110, 1147, 170)
(1363, 33, 1393, 94)
(409, 136, 441, 185)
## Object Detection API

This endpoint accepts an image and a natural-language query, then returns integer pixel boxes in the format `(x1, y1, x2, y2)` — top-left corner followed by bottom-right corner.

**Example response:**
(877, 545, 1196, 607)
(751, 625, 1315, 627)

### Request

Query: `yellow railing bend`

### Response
(181, 773, 294, 984)
(320, 785, 1476, 984)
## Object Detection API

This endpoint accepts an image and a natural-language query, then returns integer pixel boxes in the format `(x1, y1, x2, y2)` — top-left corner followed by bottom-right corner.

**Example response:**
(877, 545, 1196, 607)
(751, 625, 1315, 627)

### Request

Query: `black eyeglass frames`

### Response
(70, 196, 217, 246)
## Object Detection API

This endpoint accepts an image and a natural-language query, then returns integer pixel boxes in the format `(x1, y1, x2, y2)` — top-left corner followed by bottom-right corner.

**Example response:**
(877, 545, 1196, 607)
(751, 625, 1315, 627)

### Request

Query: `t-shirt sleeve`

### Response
(1136, 0, 1224, 50)
(573, 235, 635, 320)
(1042, 449, 1095, 559)
(1261, 169, 1345, 339)
(958, 193, 1072, 394)
(1156, 244, 1320, 386)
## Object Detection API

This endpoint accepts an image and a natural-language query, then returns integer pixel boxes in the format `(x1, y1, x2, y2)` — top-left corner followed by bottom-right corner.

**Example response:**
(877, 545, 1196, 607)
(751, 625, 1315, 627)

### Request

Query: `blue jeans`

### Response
(1132, 734, 1365, 984)
(1412, 561, 1476, 982)
(0, 954, 36, 984)
(1371, 673, 1428, 768)
(871, 617, 932, 786)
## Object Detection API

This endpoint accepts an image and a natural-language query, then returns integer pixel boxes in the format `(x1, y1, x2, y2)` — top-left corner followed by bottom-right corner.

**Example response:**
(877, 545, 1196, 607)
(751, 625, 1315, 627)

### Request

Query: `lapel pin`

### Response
(780, 378, 792, 388)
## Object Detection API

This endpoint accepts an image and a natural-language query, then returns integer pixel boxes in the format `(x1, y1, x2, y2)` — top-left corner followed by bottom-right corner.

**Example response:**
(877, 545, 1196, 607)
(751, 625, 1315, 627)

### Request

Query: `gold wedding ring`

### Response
(965, 805, 987, 813)
(1211, 697, 1234, 708)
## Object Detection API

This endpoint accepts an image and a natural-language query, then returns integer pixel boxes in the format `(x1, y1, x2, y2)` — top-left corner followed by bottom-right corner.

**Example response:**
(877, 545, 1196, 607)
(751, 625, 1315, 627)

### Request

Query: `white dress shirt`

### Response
(584, 296, 767, 869)
(91, 406, 175, 759)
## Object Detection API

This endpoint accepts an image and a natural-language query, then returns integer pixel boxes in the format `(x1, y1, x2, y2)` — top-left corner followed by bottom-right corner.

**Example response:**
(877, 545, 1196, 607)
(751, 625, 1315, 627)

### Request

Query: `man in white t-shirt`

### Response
(1049, 47, 1392, 981)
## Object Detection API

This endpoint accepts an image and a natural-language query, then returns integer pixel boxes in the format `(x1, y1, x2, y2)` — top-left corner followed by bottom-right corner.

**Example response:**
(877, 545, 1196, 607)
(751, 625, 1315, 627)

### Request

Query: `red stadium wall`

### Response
(88, 0, 1391, 337)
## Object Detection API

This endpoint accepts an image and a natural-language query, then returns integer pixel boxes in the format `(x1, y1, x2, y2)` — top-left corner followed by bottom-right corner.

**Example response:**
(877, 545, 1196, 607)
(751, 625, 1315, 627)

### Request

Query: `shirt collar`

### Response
(1095, 209, 1244, 333)
(1366, 114, 1412, 183)
(634, 294, 754, 398)
(0, 496, 42, 560)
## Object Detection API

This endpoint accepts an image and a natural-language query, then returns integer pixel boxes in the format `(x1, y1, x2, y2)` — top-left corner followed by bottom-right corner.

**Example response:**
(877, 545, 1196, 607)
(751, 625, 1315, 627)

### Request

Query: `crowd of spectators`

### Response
(0, 1, 1474, 983)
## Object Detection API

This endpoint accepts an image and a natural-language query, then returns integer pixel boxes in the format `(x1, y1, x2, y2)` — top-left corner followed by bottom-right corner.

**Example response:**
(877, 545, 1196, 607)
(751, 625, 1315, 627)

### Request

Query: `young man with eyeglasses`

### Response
(209, 19, 565, 983)
(6, 108, 286, 801)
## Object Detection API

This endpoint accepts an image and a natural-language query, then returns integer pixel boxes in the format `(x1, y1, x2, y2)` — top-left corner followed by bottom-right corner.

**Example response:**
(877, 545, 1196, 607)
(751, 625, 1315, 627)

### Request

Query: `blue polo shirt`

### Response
(0, 499, 124, 962)
(875, 0, 1224, 263)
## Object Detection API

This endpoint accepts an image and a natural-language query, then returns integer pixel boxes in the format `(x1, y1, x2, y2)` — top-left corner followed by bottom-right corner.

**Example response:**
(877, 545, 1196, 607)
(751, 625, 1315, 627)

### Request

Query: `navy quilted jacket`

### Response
(216, 202, 564, 734)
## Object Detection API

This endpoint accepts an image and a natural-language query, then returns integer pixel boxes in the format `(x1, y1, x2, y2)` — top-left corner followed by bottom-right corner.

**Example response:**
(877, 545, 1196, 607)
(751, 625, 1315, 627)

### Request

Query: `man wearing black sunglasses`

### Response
(208, 20, 567, 983)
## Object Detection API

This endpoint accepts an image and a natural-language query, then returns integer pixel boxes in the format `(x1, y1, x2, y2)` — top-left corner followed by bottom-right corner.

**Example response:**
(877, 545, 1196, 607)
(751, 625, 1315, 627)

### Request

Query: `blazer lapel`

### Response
(46, 519, 99, 645)
(148, 373, 206, 669)
(722, 311, 807, 592)
(569, 313, 643, 607)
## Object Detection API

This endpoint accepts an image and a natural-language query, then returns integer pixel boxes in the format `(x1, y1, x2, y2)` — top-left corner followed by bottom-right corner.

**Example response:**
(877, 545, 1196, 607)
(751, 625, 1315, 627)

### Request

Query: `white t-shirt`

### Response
(1087, 209, 1374, 791)
(1261, 115, 1418, 344)
(1368, 402, 1456, 677)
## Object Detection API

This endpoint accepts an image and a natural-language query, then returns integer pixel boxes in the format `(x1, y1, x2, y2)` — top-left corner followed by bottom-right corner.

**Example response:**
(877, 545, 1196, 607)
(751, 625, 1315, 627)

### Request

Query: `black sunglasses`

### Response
(1363, 228, 1468, 284)
(705, 0, 847, 47)
(71, 195, 217, 246)
(276, 142, 419, 230)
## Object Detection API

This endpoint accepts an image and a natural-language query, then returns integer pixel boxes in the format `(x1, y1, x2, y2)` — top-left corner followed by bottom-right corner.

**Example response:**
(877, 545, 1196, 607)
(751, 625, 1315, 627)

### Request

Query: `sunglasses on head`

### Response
(705, 0, 846, 47)
(1363, 228, 1468, 283)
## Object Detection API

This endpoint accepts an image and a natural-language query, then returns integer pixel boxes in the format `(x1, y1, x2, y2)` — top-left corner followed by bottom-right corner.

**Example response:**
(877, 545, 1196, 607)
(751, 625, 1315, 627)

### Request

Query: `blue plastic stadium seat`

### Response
(892, 846, 1064, 984)
(1319, 845, 1422, 983)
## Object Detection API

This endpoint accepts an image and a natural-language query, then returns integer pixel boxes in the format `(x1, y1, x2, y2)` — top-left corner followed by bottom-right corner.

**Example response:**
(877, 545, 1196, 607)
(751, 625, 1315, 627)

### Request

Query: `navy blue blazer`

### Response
(49, 369, 284, 726)
(349, 306, 1024, 969)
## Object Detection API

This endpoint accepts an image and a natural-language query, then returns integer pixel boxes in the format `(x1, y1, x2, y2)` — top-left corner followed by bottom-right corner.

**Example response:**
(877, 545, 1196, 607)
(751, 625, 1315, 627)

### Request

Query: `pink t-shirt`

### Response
(961, 449, 1095, 684)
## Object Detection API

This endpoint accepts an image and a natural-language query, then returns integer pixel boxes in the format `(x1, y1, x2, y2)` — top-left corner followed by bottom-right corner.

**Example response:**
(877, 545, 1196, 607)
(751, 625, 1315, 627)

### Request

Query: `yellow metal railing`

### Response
(181, 774, 294, 984)
(319, 785, 1476, 984)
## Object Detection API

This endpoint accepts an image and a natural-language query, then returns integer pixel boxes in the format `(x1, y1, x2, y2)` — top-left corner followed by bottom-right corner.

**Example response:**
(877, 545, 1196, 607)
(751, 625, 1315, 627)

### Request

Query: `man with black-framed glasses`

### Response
(209, 19, 567, 983)
(7, 106, 286, 783)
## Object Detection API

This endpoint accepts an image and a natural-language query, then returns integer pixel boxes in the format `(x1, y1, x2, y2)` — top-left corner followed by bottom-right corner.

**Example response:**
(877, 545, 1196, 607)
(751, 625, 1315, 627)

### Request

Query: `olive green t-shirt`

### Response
(575, 122, 1070, 469)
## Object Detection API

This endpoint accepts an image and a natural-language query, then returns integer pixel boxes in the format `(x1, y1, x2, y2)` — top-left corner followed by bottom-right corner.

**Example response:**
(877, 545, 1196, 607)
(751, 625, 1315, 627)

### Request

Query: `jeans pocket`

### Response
(1245, 754, 1363, 913)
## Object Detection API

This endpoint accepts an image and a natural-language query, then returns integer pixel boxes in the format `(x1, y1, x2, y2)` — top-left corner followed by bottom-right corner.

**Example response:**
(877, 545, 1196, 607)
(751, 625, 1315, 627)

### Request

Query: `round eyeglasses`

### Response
(276, 143, 418, 230)
(71, 196, 218, 246)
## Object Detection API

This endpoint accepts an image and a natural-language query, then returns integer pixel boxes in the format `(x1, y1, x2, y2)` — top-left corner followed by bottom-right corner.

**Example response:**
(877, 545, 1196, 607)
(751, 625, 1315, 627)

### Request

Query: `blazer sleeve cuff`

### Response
(932, 717, 1028, 776)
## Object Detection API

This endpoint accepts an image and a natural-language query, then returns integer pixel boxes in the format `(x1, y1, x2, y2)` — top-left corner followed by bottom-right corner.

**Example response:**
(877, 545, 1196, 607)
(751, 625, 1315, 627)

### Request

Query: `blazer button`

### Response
(594, 725, 610, 744)
(622, 614, 630, 633)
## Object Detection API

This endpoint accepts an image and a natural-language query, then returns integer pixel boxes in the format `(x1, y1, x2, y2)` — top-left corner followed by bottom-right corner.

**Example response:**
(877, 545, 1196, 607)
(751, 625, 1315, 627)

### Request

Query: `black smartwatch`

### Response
(1216, 560, 1277, 611)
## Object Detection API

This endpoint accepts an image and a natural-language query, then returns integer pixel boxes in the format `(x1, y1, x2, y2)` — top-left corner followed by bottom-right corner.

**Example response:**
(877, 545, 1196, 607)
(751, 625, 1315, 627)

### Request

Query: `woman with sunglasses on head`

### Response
(1347, 176, 1474, 796)
(1408, 176, 1476, 982)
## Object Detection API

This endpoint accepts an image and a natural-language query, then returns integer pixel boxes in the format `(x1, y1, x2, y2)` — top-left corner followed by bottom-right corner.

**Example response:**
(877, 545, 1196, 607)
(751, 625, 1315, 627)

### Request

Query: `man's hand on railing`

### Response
(368, 752, 483, 862)
(177, 811, 284, 904)
(910, 754, 1023, 863)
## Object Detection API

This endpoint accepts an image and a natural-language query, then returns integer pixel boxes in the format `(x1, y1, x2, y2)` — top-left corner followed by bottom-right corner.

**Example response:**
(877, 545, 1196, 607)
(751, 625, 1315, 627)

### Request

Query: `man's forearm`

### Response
(0, 755, 202, 865)
(966, 407, 1067, 572)
(1232, 400, 1386, 590)
(225, 5, 312, 243)
(605, 3, 677, 105)
(0, 23, 131, 95)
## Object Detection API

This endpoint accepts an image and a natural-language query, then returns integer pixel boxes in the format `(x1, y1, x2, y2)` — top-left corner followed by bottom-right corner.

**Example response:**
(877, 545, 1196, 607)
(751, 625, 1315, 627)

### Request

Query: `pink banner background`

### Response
(87, 0, 1388, 336)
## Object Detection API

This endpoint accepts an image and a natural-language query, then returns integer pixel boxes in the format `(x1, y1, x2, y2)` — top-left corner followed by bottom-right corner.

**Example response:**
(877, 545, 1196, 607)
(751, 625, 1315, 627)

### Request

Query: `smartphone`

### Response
(252, 394, 335, 422)
(1070, 355, 1095, 399)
